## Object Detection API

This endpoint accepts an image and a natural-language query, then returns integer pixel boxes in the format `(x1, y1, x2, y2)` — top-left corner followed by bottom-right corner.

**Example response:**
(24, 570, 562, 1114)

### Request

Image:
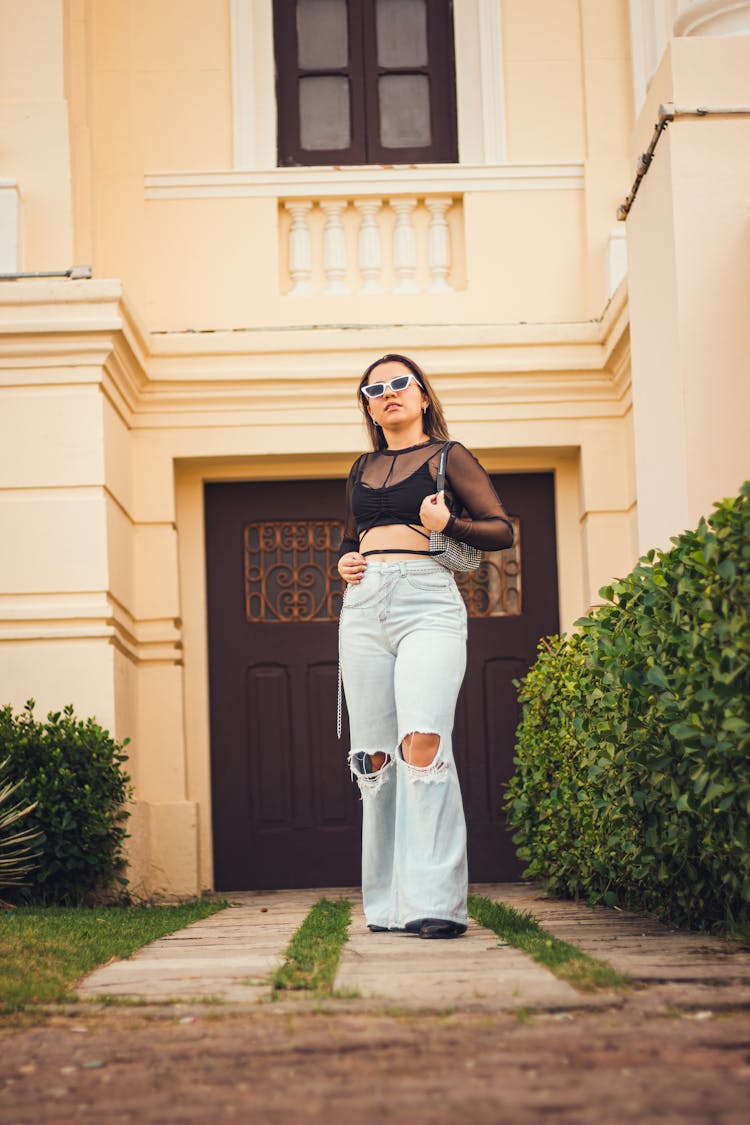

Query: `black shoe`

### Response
(367, 924, 388, 932)
(418, 918, 467, 939)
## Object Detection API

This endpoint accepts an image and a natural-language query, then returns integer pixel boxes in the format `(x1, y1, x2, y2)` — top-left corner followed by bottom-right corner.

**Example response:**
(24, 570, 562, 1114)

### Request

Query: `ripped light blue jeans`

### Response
(339, 559, 468, 930)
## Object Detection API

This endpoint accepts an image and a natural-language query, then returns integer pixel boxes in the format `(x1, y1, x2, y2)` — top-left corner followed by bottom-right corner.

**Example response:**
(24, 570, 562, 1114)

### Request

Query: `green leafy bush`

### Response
(506, 482, 750, 931)
(0, 702, 133, 904)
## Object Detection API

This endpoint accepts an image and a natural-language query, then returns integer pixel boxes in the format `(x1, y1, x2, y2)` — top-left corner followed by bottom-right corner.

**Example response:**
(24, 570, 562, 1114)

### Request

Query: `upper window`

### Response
(273, 0, 458, 166)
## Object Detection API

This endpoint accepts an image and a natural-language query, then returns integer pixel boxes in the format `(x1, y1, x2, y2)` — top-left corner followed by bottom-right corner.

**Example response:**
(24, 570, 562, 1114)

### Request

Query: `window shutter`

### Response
(274, 0, 457, 167)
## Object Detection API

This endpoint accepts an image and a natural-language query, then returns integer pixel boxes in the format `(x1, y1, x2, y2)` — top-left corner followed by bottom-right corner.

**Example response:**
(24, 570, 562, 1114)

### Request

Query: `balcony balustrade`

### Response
(281, 194, 458, 298)
(143, 162, 584, 324)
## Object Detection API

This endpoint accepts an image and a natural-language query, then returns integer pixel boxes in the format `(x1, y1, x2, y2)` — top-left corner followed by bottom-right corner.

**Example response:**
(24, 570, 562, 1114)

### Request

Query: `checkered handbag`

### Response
(429, 442, 482, 572)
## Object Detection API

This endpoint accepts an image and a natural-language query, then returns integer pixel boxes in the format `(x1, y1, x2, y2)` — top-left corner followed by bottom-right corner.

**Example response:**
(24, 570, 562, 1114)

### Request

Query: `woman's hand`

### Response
(338, 551, 367, 584)
(419, 490, 451, 533)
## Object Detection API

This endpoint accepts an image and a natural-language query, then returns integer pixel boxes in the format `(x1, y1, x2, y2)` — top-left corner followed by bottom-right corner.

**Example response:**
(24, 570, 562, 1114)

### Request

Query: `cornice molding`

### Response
(144, 162, 585, 200)
(0, 277, 630, 423)
(0, 592, 181, 665)
(674, 0, 750, 36)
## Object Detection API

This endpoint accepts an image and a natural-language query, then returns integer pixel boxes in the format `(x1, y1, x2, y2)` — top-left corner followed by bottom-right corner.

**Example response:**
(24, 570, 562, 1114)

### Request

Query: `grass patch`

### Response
(468, 894, 630, 993)
(0, 899, 227, 1013)
(93, 992, 225, 1008)
(725, 920, 750, 949)
(272, 898, 351, 995)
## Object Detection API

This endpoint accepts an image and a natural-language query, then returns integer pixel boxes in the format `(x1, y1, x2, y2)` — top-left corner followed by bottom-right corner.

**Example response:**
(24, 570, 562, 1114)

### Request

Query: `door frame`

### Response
(174, 448, 583, 891)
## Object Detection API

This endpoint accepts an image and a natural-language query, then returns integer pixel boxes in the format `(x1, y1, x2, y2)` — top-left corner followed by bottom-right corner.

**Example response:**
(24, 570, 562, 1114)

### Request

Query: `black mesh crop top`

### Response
(338, 439, 514, 560)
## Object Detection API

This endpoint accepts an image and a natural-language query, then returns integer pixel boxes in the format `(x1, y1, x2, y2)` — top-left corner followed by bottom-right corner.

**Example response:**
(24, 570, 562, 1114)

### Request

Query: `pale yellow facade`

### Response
(1, 0, 748, 896)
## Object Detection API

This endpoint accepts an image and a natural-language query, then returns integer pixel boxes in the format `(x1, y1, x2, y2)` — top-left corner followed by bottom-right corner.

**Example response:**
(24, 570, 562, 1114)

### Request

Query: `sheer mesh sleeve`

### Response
(338, 455, 363, 561)
(443, 443, 514, 551)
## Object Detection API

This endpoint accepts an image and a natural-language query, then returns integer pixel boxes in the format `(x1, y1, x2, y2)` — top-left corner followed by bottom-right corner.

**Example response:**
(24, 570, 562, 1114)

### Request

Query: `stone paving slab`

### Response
(484, 882, 750, 1009)
(76, 888, 333, 1004)
(334, 901, 612, 1011)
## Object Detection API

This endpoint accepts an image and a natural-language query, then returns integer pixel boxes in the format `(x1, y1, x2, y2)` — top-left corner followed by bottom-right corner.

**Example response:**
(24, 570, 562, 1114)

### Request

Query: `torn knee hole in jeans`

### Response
(398, 732, 447, 782)
(348, 750, 393, 797)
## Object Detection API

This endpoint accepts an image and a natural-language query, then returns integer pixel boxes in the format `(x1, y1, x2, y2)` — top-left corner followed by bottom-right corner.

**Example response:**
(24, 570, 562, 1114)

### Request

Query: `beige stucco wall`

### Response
(0, 0, 74, 267)
(626, 35, 750, 551)
(17, 2, 749, 896)
(59, 0, 633, 328)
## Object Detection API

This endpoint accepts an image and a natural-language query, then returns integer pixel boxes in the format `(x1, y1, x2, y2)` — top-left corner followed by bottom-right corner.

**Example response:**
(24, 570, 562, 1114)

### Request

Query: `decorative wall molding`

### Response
(674, 0, 750, 35)
(0, 591, 182, 664)
(107, 597, 183, 665)
(477, 0, 508, 163)
(0, 277, 631, 427)
(145, 162, 584, 200)
(628, 1, 680, 115)
(229, 0, 275, 169)
(628, 0, 750, 114)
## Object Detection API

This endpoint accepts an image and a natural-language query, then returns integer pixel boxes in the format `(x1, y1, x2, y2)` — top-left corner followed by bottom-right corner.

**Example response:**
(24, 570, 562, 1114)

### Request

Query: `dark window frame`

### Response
(273, 0, 458, 167)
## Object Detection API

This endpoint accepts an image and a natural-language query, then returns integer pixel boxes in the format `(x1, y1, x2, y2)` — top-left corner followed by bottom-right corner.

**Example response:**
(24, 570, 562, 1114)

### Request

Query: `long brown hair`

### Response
(357, 354, 450, 452)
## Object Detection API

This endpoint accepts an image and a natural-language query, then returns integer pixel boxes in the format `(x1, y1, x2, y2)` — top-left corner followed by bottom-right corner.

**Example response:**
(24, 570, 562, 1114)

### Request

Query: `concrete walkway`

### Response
(77, 888, 327, 1004)
(335, 900, 606, 1010)
(76, 883, 750, 1012)
(494, 882, 750, 1010)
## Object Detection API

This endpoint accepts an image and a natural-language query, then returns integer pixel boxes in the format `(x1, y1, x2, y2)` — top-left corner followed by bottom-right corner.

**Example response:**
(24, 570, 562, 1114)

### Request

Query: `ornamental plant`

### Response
(506, 481, 750, 931)
(0, 757, 43, 896)
(0, 702, 133, 904)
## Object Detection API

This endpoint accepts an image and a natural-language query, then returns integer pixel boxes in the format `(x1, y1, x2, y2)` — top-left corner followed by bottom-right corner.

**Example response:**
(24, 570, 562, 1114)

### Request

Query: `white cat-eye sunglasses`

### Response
(361, 372, 424, 399)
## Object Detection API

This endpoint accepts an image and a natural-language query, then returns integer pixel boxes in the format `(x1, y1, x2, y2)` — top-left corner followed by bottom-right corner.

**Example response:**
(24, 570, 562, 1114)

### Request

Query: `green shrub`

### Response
(506, 481, 750, 931)
(0, 702, 133, 904)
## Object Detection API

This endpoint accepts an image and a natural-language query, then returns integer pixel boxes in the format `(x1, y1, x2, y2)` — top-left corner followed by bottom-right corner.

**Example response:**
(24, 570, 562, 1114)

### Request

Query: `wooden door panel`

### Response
(246, 665, 293, 827)
(308, 663, 357, 825)
(456, 656, 525, 824)
(482, 657, 527, 804)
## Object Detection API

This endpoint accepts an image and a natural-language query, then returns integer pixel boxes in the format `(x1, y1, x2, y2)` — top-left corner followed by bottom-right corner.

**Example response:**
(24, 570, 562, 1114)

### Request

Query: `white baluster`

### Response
(390, 198, 418, 293)
(425, 197, 453, 293)
(355, 200, 383, 294)
(285, 201, 313, 296)
(320, 200, 349, 295)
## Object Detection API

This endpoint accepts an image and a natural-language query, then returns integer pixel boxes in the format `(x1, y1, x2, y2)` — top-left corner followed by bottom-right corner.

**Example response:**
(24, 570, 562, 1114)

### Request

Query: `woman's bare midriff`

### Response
(358, 522, 432, 561)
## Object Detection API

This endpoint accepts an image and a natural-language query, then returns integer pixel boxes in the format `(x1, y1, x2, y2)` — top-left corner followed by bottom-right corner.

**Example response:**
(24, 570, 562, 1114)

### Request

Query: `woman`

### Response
(337, 354, 514, 939)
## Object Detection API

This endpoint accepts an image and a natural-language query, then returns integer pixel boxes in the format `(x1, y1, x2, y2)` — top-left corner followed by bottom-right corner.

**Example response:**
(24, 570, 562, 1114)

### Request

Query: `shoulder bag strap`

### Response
(435, 441, 455, 493)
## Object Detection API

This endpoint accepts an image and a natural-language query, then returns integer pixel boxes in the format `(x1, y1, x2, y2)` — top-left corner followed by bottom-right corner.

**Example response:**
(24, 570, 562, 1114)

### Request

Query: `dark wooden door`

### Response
(206, 480, 358, 890)
(455, 472, 559, 880)
(205, 472, 558, 890)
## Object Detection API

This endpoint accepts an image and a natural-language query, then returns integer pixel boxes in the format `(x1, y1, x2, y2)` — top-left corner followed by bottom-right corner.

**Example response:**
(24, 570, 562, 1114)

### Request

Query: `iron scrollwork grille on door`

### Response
(244, 516, 521, 624)
(244, 520, 345, 623)
(455, 517, 522, 618)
